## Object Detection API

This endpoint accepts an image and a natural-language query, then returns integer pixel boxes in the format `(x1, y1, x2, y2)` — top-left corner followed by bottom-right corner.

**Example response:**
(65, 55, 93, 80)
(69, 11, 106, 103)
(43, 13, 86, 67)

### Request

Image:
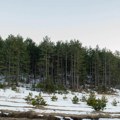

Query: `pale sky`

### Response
(0, 0, 120, 51)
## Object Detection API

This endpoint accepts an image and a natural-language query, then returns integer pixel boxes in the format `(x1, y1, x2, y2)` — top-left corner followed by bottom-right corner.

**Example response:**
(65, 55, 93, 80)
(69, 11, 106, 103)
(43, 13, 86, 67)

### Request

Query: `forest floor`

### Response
(0, 87, 120, 119)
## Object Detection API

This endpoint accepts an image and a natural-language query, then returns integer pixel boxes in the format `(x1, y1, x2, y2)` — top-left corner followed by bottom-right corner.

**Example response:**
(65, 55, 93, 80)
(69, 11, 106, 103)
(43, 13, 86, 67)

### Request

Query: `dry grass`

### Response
(0, 110, 120, 119)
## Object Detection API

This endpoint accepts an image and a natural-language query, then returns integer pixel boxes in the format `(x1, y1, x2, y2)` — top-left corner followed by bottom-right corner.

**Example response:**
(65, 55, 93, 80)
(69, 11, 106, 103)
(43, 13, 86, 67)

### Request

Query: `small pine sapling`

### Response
(72, 95, 79, 104)
(51, 95, 58, 101)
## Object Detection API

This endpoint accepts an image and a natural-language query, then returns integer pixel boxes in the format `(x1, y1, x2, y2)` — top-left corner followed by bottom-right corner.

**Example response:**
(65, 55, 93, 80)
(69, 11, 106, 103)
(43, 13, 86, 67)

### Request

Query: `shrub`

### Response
(0, 83, 5, 89)
(11, 85, 17, 91)
(57, 90, 68, 95)
(96, 85, 114, 94)
(72, 95, 79, 104)
(92, 97, 107, 111)
(87, 92, 96, 106)
(36, 83, 44, 89)
(63, 90, 69, 94)
(36, 80, 56, 93)
(32, 94, 47, 107)
(36, 81, 67, 93)
(86, 93, 107, 111)
(101, 96, 108, 103)
(97, 85, 107, 93)
(51, 95, 58, 101)
(112, 99, 117, 106)
(57, 91, 63, 95)
(71, 92, 75, 95)
(25, 92, 33, 104)
(36, 82, 57, 93)
(56, 85, 66, 91)
(81, 95, 87, 102)
(25, 93, 47, 106)
(63, 95, 67, 100)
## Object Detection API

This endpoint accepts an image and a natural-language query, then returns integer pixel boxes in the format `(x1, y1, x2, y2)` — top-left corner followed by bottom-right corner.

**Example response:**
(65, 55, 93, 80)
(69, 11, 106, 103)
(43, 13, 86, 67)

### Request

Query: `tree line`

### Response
(0, 34, 120, 90)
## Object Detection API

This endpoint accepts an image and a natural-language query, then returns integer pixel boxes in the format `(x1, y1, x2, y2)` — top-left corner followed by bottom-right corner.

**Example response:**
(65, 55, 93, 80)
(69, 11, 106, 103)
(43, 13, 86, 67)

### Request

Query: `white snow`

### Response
(99, 118, 120, 120)
(65, 117, 73, 120)
(55, 116, 64, 120)
(0, 87, 120, 117)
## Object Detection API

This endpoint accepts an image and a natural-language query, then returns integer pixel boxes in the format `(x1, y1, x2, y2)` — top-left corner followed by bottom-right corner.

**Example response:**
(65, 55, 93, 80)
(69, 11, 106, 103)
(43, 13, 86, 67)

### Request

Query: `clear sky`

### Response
(0, 0, 120, 51)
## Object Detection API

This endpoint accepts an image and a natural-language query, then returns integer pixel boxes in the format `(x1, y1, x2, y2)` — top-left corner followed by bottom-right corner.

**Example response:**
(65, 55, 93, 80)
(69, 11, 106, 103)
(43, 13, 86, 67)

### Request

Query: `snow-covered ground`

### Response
(0, 87, 120, 116)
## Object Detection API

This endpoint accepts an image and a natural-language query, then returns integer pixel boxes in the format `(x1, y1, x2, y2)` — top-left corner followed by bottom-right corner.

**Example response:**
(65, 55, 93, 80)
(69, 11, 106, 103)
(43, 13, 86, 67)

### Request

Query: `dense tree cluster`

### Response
(0, 35, 120, 90)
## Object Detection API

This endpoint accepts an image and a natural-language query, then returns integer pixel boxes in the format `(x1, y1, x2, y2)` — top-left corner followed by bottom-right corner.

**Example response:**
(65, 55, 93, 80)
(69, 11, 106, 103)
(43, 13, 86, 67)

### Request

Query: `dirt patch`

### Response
(0, 110, 57, 120)
(0, 110, 120, 119)
(0, 118, 45, 120)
